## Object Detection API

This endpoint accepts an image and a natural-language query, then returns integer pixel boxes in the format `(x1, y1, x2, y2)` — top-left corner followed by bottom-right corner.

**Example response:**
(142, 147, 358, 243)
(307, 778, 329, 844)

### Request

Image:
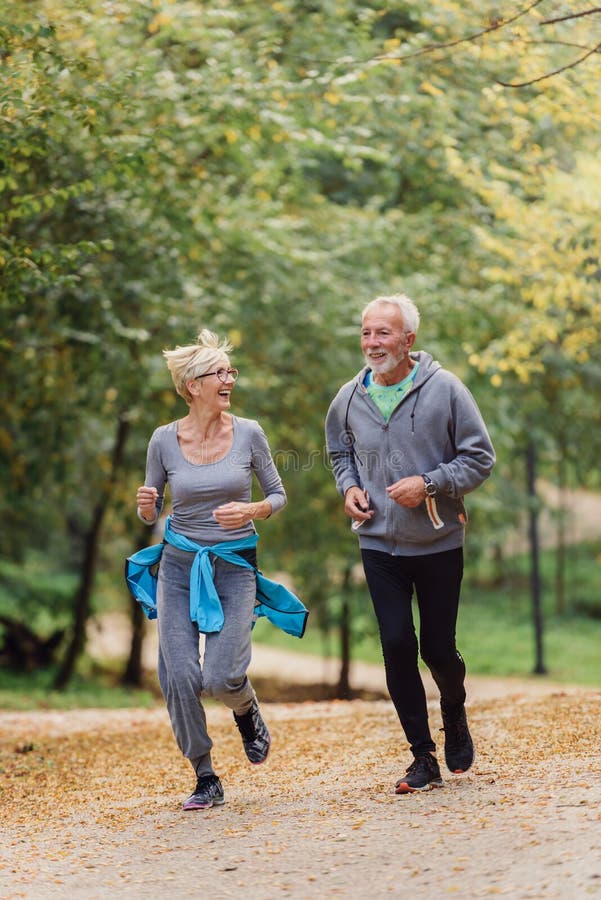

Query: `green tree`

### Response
(2, 0, 599, 686)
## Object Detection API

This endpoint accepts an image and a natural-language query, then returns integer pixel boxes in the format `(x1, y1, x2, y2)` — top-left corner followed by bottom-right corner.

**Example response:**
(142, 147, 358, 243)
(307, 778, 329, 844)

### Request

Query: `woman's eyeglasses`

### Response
(195, 368, 239, 384)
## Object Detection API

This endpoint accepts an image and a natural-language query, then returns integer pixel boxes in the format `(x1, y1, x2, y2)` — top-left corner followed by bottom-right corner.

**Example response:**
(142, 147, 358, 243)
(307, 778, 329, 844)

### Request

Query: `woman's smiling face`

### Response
(190, 357, 236, 408)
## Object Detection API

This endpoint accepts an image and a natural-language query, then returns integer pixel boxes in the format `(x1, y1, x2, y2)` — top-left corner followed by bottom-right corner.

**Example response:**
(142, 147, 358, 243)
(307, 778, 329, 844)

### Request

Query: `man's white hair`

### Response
(362, 293, 420, 334)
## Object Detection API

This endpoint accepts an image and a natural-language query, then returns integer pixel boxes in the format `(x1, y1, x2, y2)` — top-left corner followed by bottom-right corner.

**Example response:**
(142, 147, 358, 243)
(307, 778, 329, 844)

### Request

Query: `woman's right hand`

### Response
(136, 485, 158, 521)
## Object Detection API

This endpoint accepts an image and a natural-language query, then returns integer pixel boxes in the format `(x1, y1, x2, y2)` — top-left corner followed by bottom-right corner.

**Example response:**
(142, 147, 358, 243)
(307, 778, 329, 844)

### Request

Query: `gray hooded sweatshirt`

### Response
(325, 351, 495, 556)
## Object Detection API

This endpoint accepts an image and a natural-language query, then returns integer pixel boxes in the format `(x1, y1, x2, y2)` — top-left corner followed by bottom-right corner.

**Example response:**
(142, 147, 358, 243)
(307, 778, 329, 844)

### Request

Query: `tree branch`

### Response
(519, 39, 601, 52)
(497, 40, 601, 87)
(291, 0, 599, 85)
(374, 0, 546, 63)
(541, 8, 601, 25)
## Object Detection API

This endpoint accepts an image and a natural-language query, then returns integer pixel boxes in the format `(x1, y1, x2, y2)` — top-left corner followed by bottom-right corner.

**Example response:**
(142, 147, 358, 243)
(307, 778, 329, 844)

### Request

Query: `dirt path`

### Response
(1, 680, 600, 899)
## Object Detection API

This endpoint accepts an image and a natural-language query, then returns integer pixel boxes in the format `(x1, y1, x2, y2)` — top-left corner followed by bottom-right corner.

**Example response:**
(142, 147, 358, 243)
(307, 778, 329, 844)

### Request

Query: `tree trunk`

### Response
(555, 450, 567, 615)
(491, 543, 505, 587)
(122, 522, 157, 687)
(337, 563, 353, 700)
(54, 414, 130, 690)
(122, 595, 146, 687)
(526, 440, 547, 675)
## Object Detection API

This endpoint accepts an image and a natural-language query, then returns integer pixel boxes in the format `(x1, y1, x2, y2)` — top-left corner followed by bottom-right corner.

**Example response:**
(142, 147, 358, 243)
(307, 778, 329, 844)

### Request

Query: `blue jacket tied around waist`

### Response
(125, 516, 308, 639)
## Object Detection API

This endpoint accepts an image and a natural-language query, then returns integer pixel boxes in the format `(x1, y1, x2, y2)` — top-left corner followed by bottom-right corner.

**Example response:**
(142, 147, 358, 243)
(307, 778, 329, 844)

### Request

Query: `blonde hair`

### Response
(163, 329, 233, 404)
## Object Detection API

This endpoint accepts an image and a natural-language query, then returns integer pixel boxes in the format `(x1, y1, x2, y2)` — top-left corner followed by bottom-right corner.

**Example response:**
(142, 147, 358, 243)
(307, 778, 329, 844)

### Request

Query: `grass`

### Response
(1, 604, 598, 711)
(1, 541, 599, 709)
(252, 539, 601, 688)
(0, 667, 159, 712)
(457, 597, 601, 685)
(457, 538, 601, 683)
(251, 605, 601, 687)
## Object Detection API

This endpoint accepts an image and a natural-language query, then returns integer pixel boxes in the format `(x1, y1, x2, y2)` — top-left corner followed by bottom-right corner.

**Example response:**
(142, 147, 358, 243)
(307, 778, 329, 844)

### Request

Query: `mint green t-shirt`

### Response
(364, 363, 419, 422)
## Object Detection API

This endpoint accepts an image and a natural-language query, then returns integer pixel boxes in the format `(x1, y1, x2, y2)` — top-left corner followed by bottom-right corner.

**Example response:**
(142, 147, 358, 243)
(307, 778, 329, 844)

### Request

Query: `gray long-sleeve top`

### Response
(140, 415, 286, 543)
(325, 351, 495, 556)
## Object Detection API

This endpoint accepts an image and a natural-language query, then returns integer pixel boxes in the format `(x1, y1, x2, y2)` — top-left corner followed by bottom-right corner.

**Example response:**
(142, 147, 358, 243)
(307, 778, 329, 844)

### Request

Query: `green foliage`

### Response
(0, 667, 157, 711)
(467, 538, 601, 616)
(0, 558, 76, 627)
(460, 539, 601, 682)
(253, 584, 601, 689)
(1, 0, 600, 682)
(457, 603, 601, 686)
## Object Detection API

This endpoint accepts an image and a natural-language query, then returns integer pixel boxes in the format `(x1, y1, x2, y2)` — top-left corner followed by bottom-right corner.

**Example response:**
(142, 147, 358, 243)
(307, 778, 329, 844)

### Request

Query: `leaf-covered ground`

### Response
(1, 688, 600, 899)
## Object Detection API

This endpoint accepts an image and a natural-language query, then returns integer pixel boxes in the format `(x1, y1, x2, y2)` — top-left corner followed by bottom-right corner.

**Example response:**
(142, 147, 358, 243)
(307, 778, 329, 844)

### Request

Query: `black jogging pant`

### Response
(361, 546, 466, 757)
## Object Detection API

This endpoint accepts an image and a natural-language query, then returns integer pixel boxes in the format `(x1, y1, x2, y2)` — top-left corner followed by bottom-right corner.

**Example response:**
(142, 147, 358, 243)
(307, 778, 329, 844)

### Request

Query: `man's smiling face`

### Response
(361, 303, 409, 375)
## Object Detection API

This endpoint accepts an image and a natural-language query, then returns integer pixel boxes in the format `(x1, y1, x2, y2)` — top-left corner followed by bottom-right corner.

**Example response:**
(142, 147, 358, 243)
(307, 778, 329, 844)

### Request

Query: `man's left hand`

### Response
(386, 475, 425, 508)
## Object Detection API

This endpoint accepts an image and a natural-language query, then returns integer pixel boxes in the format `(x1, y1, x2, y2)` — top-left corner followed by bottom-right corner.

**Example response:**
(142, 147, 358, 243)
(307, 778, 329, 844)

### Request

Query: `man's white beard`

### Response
(364, 350, 404, 374)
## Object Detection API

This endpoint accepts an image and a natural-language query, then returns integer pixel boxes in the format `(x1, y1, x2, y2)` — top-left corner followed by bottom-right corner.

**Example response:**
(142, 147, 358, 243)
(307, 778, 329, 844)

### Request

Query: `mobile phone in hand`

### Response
(351, 492, 370, 530)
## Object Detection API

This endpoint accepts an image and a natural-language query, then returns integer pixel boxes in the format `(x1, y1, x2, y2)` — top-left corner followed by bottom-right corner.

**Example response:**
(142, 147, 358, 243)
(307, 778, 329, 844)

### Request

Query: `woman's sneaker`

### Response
(182, 774, 225, 811)
(395, 753, 443, 794)
(233, 698, 271, 764)
(441, 703, 474, 773)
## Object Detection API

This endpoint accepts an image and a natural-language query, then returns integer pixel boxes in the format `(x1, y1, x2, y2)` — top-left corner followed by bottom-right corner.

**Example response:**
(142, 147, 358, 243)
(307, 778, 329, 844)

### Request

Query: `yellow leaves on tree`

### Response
(455, 152, 601, 383)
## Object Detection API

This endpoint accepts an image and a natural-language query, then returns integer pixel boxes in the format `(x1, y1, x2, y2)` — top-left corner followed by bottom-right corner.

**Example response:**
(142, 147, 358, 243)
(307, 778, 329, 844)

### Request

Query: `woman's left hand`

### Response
(213, 501, 270, 528)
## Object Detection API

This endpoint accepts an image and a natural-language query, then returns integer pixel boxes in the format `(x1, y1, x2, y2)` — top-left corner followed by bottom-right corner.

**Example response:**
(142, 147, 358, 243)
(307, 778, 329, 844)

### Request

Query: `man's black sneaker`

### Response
(395, 753, 443, 794)
(441, 703, 474, 773)
(233, 698, 271, 764)
(182, 774, 225, 811)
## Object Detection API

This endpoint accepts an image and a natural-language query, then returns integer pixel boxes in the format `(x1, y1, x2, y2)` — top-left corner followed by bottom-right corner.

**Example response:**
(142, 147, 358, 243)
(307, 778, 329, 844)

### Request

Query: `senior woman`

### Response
(135, 329, 287, 811)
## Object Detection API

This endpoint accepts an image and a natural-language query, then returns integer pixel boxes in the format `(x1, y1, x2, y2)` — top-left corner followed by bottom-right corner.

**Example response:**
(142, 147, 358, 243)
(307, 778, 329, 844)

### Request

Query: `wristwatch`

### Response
(421, 474, 438, 497)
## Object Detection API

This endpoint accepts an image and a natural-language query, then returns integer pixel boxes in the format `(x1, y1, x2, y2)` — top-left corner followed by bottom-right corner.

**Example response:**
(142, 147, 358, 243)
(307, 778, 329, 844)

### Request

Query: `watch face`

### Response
(426, 483, 437, 496)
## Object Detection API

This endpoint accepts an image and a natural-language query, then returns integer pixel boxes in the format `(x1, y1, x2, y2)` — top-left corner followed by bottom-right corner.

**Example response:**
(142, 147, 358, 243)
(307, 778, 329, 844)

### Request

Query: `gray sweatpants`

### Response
(156, 543, 257, 777)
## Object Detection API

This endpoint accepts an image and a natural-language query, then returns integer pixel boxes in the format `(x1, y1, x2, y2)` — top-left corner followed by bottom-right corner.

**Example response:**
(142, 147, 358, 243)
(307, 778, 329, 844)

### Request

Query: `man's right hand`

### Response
(344, 486, 373, 523)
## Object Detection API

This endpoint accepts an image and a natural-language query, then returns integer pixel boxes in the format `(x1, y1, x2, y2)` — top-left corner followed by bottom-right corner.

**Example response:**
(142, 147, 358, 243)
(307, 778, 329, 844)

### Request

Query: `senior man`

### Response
(325, 293, 495, 794)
